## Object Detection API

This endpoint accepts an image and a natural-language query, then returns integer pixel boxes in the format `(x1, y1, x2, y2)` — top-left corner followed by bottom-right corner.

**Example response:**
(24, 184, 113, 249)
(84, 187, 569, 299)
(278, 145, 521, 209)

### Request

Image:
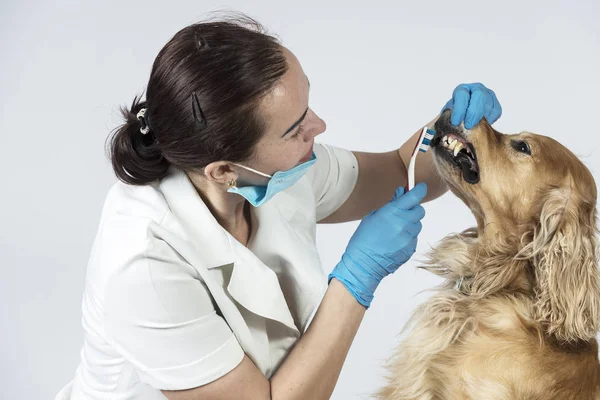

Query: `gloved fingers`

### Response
(391, 182, 427, 209)
(464, 85, 487, 129)
(450, 85, 471, 126)
(404, 204, 426, 223)
(398, 235, 419, 257)
(392, 186, 405, 201)
(487, 89, 502, 124)
(389, 203, 426, 224)
(401, 220, 423, 238)
(382, 246, 418, 274)
(381, 234, 418, 265)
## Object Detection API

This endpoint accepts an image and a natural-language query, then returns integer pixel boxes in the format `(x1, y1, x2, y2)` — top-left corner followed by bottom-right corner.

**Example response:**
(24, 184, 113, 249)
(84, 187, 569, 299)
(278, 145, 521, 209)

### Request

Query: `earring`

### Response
(227, 178, 237, 188)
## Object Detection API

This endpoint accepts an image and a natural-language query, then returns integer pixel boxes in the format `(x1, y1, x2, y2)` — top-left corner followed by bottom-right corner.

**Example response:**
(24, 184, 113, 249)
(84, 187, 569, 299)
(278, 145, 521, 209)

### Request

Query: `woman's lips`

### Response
(300, 147, 313, 162)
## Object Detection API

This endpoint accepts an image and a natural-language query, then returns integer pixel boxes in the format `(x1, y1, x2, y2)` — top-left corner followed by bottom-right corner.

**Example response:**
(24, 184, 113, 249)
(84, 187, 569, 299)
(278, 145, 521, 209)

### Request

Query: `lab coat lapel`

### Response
(225, 244, 299, 334)
(158, 166, 299, 335)
(249, 184, 328, 333)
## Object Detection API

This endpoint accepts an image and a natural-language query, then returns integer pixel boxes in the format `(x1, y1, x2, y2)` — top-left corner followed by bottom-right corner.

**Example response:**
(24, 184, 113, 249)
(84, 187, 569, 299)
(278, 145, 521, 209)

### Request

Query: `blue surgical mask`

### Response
(227, 151, 317, 207)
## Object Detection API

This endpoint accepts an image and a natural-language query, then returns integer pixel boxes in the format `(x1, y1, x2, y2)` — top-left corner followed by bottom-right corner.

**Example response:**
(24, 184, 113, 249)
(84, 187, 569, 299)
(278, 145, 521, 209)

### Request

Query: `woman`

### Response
(56, 14, 501, 400)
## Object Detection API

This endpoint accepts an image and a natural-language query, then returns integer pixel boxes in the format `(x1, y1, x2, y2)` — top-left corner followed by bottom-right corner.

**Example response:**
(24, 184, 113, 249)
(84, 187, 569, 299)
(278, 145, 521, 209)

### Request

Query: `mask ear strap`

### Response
(230, 162, 273, 179)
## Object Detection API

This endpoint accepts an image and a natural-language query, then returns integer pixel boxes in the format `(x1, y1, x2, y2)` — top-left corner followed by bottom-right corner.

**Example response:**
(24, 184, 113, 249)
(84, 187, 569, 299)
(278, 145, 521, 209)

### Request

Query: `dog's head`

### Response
(431, 109, 600, 343)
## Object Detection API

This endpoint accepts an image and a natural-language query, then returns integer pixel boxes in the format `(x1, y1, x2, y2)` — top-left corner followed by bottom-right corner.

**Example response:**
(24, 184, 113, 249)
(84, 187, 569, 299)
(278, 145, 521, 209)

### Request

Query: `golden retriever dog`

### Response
(376, 110, 600, 399)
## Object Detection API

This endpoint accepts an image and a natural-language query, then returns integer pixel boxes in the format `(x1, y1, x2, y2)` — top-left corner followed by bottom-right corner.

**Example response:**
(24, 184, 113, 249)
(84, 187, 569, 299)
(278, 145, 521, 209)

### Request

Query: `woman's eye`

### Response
(511, 140, 531, 155)
(291, 125, 304, 139)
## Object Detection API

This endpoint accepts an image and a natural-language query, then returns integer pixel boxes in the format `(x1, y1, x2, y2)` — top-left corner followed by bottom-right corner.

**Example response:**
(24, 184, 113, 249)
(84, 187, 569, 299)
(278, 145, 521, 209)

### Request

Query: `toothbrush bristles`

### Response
(419, 128, 435, 152)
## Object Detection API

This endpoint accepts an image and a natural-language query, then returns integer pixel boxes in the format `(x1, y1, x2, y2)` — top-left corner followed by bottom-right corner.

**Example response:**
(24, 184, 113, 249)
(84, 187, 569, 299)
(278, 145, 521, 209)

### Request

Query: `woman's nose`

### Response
(305, 109, 326, 141)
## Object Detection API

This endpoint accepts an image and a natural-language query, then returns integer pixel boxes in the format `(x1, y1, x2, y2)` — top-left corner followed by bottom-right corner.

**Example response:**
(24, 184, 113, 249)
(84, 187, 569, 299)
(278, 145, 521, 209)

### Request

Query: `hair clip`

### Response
(194, 31, 209, 51)
(136, 108, 150, 135)
(191, 92, 207, 129)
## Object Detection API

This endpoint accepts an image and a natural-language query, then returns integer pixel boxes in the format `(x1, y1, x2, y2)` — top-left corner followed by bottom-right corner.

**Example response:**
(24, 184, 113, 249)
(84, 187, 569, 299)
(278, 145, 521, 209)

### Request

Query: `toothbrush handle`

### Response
(405, 127, 428, 192)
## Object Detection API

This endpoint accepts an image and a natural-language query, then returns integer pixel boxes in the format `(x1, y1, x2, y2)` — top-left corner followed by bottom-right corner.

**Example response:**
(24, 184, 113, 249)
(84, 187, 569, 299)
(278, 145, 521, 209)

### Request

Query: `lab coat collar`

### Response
(158, 166, 300, 334)
(158, 166, 235, 268)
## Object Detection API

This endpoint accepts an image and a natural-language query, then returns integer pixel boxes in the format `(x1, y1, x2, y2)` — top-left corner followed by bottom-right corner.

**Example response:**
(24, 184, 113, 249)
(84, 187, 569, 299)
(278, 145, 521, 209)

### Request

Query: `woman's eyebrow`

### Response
(281, 77, 311, 138)
(281, 107, 309, 137)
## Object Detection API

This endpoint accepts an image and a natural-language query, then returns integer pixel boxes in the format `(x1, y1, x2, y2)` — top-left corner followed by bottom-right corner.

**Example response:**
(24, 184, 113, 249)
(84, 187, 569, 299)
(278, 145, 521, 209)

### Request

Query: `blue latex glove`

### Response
(328, 183, 427, 308)
(442, 82, 502, 129)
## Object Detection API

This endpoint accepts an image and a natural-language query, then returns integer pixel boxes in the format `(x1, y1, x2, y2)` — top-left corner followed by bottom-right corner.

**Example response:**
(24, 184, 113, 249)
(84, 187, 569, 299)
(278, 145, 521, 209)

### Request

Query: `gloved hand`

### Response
(442, 82, 502, 129)
(328, 183, 427, 308)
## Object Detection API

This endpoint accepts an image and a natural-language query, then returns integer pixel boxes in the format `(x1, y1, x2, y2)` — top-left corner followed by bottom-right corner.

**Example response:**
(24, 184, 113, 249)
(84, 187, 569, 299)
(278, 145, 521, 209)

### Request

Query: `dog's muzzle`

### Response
(431, 111, 480, 184)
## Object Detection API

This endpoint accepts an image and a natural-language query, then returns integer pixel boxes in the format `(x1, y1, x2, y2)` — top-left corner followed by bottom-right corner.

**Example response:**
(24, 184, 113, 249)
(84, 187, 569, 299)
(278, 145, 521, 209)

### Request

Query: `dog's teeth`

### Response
(448, 139, 458, 150)
(454, 143, 464, 157)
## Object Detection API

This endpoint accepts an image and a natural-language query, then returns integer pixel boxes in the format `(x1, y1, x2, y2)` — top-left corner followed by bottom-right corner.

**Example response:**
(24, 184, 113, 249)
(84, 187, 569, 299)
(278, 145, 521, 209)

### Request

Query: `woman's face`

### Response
(239, 46, 326, 185)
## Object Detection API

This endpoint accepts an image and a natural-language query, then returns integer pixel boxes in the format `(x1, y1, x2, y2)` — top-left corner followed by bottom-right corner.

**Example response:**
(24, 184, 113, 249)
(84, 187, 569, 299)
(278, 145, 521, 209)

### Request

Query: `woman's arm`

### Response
(271, 278, 365, 398)
(320, 116, 447, 223)
(161, 184, 427, 400)
(161, 279, 365, 400)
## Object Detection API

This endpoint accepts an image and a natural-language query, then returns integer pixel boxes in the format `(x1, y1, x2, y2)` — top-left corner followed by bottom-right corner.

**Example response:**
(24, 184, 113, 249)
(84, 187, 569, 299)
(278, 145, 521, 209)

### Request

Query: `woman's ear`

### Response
(203, 161, 237, 184)
(524, 186, 600, 343)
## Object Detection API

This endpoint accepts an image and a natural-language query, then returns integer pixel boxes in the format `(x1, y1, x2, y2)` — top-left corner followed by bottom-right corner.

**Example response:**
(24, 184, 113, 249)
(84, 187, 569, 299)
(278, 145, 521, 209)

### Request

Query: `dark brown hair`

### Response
(106, 13, 288, 185)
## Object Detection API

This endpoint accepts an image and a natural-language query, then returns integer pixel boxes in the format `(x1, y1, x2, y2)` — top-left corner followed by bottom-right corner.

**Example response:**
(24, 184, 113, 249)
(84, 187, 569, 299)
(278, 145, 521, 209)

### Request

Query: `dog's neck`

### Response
(420, 227, 534, 297)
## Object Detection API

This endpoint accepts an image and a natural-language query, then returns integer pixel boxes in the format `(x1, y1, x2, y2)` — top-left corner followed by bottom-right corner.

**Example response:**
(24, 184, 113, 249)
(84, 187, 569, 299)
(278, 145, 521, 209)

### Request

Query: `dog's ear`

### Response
(525, 186, 600, 343)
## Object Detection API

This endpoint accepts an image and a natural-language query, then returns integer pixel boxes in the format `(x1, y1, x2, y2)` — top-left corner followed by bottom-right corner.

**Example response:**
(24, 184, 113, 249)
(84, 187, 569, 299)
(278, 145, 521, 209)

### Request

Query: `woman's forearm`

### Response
(321, 115, 448, 224)
(269, 278, 365, 400)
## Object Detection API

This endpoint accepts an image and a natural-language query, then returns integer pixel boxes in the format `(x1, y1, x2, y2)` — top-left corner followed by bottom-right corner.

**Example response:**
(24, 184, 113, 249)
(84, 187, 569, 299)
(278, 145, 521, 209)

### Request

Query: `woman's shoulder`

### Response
(102, 179, 170, 224)
(86, 180, 193, 300)
(94, 170, 201, 259)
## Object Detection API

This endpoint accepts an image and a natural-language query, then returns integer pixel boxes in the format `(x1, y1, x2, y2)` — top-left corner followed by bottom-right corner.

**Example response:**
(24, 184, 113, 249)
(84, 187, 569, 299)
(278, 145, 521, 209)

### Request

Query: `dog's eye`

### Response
(511, 140, 531, 155)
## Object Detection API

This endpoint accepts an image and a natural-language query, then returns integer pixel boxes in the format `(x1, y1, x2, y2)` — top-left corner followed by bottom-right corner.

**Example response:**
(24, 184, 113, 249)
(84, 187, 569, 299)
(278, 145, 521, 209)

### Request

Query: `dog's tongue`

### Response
(457, 155, 480, 184)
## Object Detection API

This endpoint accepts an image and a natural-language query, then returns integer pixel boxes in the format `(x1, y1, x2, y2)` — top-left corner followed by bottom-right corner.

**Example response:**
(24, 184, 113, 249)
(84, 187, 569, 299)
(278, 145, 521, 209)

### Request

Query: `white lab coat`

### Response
(55, 143, 359, 399)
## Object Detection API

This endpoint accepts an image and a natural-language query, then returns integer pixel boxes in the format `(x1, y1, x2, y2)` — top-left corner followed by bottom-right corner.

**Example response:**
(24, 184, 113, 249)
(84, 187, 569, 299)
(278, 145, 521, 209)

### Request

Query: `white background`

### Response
(2, 0, 599, 398)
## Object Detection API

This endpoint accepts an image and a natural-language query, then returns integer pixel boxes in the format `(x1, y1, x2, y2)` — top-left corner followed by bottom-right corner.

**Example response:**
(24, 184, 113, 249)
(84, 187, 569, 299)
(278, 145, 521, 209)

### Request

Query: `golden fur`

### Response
(376, 113, 600, 399)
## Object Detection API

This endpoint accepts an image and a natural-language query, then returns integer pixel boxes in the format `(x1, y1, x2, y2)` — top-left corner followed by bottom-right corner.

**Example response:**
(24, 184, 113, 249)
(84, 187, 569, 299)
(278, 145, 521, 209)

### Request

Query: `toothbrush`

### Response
(405, 126, 435, 192)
